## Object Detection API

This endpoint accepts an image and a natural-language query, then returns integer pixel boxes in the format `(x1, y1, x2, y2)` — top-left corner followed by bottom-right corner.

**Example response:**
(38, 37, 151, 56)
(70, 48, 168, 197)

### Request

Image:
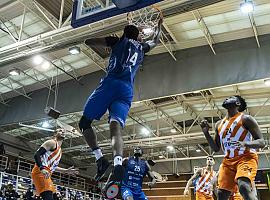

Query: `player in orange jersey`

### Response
(184, 155, 216, 200)
(200, 95, 265, 200)
(32, 129, 79, 200)
(212, 164, 244, 200)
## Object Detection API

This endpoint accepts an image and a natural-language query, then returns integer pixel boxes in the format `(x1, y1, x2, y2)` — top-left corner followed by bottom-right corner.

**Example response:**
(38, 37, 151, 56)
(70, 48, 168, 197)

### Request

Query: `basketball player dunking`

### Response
(79, 17, 163, 182)
(200, 96, 265, 200)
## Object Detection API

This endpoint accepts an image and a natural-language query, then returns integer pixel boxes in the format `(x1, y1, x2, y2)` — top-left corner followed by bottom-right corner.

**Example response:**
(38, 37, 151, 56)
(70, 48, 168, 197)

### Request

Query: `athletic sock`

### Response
(92, 148, 103, 161)
(113, 156, 123, 166)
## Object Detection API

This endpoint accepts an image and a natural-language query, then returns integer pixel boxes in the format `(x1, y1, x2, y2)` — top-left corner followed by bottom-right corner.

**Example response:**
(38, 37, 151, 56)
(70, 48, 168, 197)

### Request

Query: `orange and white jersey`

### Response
(218, 112, 256, 158)
(195, 168, 216, 196)
(41, 140, 62, 173)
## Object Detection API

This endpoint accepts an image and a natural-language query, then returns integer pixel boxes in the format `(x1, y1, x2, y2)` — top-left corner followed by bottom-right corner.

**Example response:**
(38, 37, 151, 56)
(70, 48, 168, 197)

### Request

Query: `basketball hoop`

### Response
(127, 5, 163, 40)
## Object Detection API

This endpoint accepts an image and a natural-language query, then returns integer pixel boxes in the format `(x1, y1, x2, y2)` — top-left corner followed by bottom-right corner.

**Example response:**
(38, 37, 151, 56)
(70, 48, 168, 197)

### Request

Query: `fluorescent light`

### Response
(240, 0, 254, 13)
(40, 61, 51, 71)
(193, 90, 201, 94)
(167, 145, 174, 151)
(264, 79, 270, 86)
(158, 155, 164, 159)
(141, 127, 150, 135)
(42, 121, 50, 128)
(33, 55, 44, 65)
(9, 69, 20, 76)
(170, 128, 177, 133)
(69, 46, 81, 55)
(196, 149, 201, 152)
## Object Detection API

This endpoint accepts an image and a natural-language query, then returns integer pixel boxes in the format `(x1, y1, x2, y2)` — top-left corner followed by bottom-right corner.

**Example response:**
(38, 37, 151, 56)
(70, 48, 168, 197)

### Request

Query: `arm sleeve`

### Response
(105, 36, 119, 47)
(142, 42, 151, 54)
(34, 147, 47, 169)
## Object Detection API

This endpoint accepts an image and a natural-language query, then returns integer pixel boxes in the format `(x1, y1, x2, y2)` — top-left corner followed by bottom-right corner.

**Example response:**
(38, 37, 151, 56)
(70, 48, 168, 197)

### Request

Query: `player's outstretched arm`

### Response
(144, 17, 163, 52)
(34, 140, 56, 178)
(55, 166, 79, 175)
(184, 168, 202, 196)
(85, 36, 119, 48)
(200, 120, 221, 152)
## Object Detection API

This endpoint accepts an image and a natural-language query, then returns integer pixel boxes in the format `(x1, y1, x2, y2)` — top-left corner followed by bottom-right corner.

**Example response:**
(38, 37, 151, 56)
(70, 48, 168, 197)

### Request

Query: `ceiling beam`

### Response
(192, 9, 216, 55)
(162, 22, 178, 43)
(159, 31, 177, 61)
(0, 78, 31, 100)
(200, 90, 224, 119)
(58, 0, 65, 28)
(128, 112, 158, 137)
(172, 95, 203, 124)
(80, 44, 107, 72)
(143, 100, 184, 134)
(18, 0, 58, 30)
(0, 18, 18, 42)
(248, 13, 260, 48)
(0, 93, 8, 106)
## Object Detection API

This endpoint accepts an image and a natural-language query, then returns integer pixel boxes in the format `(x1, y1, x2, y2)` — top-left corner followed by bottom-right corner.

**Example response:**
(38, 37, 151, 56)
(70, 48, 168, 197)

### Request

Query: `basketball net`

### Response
(127, 5, 163, 40)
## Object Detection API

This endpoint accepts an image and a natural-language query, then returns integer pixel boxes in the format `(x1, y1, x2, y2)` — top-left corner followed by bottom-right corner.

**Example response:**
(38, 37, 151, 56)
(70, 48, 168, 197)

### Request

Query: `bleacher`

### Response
(0, 154, 104, 199)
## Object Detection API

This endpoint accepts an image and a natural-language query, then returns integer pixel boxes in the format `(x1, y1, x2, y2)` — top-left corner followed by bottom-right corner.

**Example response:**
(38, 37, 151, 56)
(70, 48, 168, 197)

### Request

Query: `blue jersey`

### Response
(105, 37, 146, 85)
(122, 157, 149, 190)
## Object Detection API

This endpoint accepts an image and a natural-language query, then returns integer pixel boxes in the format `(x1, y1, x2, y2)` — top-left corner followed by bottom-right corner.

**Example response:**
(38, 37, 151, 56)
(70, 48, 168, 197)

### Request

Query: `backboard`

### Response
(71, 0, 164, 28)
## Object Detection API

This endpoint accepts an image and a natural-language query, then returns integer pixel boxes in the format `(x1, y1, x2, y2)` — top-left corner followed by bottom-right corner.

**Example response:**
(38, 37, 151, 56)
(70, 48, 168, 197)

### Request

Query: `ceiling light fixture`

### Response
(196, 149, 201, 152)
(240, 0, 254, 13)
(141, 127, 150, 136)
(167, 145, 174, 151)
(33, 55, 44, 65)
(42, 121, 50, 128)
(158, 155, 164, 159)
(40, 61, 52, 71)
(69, 46, 81, 55)
(9, 68, 20, 76)
(170, 128, 177, 133)
(264, 79, 270, 86)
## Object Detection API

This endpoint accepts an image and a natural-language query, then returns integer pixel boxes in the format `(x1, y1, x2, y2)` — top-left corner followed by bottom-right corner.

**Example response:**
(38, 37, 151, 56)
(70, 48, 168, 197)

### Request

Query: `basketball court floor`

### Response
(0, 0, 270, 199)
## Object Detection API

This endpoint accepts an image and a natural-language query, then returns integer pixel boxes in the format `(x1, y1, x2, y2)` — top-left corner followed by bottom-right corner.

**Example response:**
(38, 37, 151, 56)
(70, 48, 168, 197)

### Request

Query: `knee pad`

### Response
(79, 116, 92, 132)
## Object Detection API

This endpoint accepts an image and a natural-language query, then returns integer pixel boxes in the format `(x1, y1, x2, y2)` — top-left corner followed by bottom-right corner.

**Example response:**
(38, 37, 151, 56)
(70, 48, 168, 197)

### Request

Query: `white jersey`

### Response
(218, 112, 256, 158)
(195, 168, 216, 196)
(40, 140, 62, 173)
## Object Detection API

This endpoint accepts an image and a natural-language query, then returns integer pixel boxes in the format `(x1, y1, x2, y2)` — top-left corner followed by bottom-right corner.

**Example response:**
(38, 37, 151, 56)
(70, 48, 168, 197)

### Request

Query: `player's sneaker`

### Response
(95, 157, 111, 181)
(103, 166, 124, 199)
(112, 164, 125, 182)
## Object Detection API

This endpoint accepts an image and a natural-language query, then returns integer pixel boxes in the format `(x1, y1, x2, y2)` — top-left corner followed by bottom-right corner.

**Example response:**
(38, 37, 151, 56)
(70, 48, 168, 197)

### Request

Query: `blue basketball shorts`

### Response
(121, 186, 148, 200)
(83, 78, 133, 127)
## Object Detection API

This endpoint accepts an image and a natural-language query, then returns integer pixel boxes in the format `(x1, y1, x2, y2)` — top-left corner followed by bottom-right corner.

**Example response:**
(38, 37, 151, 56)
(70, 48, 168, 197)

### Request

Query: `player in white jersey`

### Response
(184, 155, 216, 200)
(200, 96, 265, 200)
(32, 129, 79, 200)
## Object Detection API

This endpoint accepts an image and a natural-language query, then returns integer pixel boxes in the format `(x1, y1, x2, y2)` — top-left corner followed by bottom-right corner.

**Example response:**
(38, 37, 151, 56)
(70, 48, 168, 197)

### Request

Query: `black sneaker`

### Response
(95, 157, 111, 181)
(112, 165, 125, 182)
(102, 166, 124, 199)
